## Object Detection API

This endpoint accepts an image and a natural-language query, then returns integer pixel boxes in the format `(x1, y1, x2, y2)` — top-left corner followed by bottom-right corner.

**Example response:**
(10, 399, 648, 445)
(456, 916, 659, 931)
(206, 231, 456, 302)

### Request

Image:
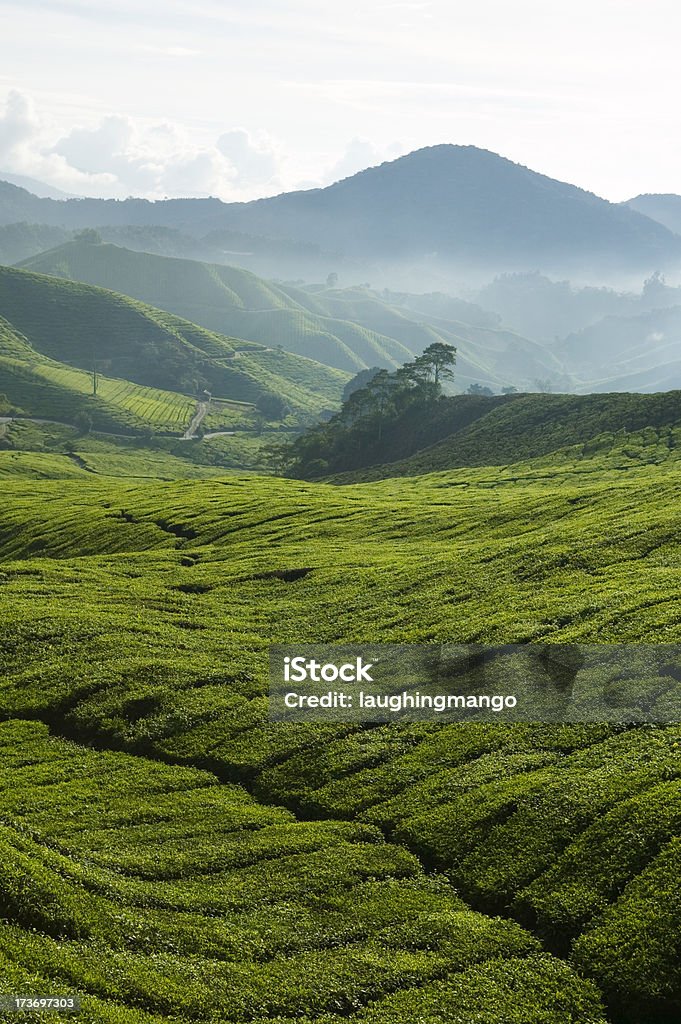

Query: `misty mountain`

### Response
(3, 146, 681, 281)
(624, 194, 681, 237)
(214, 146, 681, 275)
(0, 172, 79, 200)
(558, 305, 681, 392)
(17, 238, 565, 390)
(475, 271, 681, 344)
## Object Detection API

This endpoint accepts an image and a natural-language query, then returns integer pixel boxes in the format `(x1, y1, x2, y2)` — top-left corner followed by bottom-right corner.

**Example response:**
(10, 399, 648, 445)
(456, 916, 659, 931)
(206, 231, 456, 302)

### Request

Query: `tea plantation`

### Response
(0, 425, 680, 1022)
(0, 267, 348, 417)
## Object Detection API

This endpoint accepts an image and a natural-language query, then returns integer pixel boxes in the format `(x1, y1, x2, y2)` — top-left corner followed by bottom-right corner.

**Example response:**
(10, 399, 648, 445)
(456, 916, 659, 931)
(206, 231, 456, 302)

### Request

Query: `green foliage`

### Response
(0, 720, 600, 1023)
(256, 392, 291, 421)
(334, 390, 681, 481)
(282, 344, 456, 477)
(342, 367, 382, 402)
(2, 401, 681, 1020)
(0, 266, 347, 418)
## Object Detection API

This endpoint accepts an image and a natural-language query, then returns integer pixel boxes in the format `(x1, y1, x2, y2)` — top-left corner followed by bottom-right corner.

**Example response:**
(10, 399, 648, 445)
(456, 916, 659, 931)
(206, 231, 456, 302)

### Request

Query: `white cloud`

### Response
(2, 88, 411, 201)
(0, 90, 40, 161)
(216, 129, 280, 185)
(137, 44, 201, 58)
(324, 137, 409, 184)
(0, 89, 288, 200)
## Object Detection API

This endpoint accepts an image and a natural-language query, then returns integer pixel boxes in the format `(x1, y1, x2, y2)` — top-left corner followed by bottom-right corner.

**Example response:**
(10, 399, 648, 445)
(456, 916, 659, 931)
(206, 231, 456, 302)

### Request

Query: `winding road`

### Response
(181, 401, 210, 440)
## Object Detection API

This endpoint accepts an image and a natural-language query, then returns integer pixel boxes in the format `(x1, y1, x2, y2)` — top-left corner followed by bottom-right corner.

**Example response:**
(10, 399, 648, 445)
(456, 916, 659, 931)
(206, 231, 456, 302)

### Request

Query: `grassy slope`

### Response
(0, 265, 347, 415)
(329, 391, 681, 481)
(0, 421, 280, 477)
(0, 719, 603, 1024)
(1, 431, 681, 1019)
(17, 241, 562, 386)
(0, 316, 203, 433)
(18, 242, 415, 373)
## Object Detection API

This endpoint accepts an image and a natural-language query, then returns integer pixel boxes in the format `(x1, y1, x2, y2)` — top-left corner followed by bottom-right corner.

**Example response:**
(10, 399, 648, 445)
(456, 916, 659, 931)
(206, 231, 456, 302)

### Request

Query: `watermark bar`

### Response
(0, 996, 81, 1013)
(269, 644, 681, 723)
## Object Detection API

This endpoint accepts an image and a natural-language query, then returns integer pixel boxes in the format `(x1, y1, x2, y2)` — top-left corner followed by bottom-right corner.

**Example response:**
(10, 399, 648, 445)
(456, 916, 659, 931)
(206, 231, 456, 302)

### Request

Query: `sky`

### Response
(0, 0, 680, 203)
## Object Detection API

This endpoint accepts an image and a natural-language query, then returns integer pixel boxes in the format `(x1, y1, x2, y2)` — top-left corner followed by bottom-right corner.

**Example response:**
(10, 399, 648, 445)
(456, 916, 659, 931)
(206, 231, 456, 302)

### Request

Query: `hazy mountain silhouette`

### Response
(2, 147, 680, 277)
(624, 194, 681, 236)
(0, 172, 79, 200)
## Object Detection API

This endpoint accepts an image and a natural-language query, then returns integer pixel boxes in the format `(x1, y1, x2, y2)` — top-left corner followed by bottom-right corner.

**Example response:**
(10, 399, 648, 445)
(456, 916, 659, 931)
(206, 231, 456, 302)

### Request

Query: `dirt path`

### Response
(181, 401, 210, 440)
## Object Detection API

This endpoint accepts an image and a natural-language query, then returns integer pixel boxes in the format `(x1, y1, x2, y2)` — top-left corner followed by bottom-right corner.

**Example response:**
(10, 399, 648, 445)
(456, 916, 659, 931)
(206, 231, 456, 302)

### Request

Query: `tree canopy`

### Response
(276, 343, 456, 477)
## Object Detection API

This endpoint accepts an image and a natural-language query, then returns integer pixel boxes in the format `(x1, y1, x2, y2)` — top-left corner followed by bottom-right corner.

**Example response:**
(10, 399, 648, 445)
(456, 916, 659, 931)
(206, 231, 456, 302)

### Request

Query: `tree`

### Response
(364, 369, 401, 442)
(466, 383, 494, 396)
(419, 342, 457, 386)
(326, 272, 339, 288)
(74, 228, 102, 244)
(256, 392, 290, 421)
(342, 367, 382, 403)
(501, 385, 518, 394)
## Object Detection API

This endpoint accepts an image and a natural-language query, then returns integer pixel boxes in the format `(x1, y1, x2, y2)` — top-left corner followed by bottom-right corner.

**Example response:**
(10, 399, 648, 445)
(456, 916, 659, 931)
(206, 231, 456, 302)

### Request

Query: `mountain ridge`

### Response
(3, 146, 680, 278)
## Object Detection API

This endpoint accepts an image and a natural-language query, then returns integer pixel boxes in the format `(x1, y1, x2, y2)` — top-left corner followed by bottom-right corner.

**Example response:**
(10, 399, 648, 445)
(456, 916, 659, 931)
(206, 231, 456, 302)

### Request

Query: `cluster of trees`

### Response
(272, 342, 457, 477)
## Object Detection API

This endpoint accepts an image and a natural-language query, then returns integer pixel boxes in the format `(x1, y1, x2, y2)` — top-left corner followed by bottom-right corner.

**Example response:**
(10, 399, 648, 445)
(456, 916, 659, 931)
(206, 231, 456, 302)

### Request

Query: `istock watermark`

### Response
(283, 655, 375, 683)
(269, 644, 681, 723)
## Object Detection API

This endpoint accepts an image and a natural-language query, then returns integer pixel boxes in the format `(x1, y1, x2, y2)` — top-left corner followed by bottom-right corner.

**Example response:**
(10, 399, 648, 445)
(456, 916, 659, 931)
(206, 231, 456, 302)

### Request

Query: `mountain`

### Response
(212, 146, 681, 275)
(557, 305, 681, 392)
(2, 147, 680, 279)
(0, 266, 347, 419)
(0, 172, 79, 199)
(623, 193, 681, 236)
(16, 239, 564, 389)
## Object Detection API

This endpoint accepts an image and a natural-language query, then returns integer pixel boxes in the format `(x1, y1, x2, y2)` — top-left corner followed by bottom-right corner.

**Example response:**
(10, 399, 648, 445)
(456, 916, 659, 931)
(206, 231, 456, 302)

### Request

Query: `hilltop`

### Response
(624, 194, 681, 236)
(215, 146, 681, 274)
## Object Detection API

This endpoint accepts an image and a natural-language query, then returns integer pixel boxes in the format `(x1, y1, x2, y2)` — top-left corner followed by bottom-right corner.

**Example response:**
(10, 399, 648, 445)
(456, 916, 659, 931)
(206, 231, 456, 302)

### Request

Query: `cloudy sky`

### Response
(1, 0, 679, 202)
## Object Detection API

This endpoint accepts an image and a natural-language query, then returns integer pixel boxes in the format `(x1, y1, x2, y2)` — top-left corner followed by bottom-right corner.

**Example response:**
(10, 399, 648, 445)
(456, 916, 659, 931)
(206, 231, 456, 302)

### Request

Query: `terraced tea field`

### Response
(0, 357, 197, 434)
(0, 439, 680, 1022)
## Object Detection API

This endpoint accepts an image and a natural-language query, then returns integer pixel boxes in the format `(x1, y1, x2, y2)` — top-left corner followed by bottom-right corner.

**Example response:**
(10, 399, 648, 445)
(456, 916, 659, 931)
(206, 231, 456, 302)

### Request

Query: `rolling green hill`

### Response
(1, 438, 681, 1020)
(17, 240, 563, 387)
(319, 391, 681, 481)
(15, 240, 439, 374)
(0, 265, 348, 418)
(0, 317, 204, 434)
